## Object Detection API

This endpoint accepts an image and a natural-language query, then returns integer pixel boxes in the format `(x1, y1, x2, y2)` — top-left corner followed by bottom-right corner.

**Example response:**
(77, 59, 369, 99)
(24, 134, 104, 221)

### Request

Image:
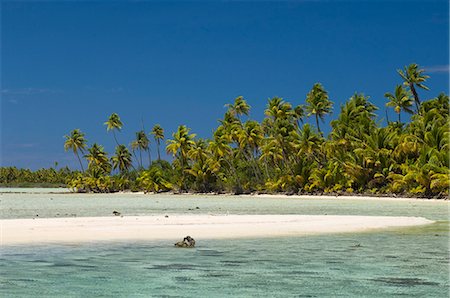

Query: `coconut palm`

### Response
(166, 125, 196, 190)
(111, 145, 133, 174)
(64, 129, 87, 171)
(292, 123, 323, 161)
(305, 83, 333, 134)
(137, 167, 172, 193)
(225, 96, 250, 120)
(104, 113, 123, 145)
(397, 63, 429, 111)
(131, 130, 150, 169)
(151, 124, 165, 161)
(85, 143, 111, 175)
(385, 85, 414, 122)
(294, 105, 305, 127)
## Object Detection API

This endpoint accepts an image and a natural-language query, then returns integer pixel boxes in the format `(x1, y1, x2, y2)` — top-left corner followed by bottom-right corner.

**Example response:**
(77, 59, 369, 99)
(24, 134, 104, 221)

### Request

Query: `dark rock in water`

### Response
(175, 236, 196, 248)
(165, 215, 169, 218)
(113, 211, 121, 216)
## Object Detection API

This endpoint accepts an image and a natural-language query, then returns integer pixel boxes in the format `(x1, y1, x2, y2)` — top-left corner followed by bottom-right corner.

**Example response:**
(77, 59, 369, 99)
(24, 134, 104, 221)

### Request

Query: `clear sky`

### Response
(1, 0, 449, 170)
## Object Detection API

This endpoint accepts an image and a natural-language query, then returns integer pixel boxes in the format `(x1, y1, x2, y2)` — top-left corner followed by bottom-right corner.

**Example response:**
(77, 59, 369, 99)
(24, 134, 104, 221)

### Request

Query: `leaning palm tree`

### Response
(111, 145, 133, 174)
(104, 113, 123, 145)
(151, 124, 165, 161)
(64, 129, 87, 171)
(397, 63, 429, 111)
(305, 83, 333, 134)
(385, 85, 414, 122)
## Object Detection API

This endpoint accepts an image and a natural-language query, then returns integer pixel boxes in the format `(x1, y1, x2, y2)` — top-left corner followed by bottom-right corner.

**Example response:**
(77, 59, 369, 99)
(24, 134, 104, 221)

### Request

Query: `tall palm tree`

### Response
(131, 130, 150, 169)
(104, 113, 123, 146)
(64, 129, 87, 171)
(166, 125, 196, 190)
(385, 85, 414, 122)
(151, 124, 165, 161)
(111, 145, 133, 174)
(263, 97, 297, 173)
(305, 83, 333, 134)
(397, 63, 429, 111)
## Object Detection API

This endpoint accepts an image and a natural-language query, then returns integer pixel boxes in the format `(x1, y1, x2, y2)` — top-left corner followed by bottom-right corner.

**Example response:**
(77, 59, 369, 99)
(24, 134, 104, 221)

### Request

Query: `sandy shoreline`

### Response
(93, 192, 449, 202)
(0, 215, 434, 245)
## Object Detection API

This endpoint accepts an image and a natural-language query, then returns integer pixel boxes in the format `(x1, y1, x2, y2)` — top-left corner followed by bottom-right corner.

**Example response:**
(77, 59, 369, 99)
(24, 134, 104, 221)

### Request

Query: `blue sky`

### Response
(1, 0, 449, 170)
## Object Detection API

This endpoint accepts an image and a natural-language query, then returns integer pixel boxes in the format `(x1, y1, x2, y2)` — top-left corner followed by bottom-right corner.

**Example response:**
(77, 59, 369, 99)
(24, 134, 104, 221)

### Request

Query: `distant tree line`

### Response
(0, 166, 76, 187)
(2, 64, 448, 198)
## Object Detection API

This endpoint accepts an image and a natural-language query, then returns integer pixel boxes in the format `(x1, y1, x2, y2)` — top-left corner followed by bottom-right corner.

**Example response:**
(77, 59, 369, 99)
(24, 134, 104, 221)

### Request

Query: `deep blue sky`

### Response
(1, 0, 449, 170)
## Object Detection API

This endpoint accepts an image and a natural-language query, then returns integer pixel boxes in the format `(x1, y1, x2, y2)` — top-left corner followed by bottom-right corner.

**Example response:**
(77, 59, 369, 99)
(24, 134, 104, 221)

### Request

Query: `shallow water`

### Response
(1, 190, 448, 220)
(1, 190, 449, 297)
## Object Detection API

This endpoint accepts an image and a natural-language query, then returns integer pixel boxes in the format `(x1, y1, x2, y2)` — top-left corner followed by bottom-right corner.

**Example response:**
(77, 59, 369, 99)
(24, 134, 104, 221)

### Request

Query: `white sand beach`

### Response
(0, 215, 434, 245)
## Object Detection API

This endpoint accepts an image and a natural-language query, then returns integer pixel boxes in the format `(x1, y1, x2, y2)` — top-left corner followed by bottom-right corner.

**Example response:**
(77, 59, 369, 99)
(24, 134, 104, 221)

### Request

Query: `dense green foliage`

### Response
(0, 167, 76, 187)
(2, 64, 448, 198)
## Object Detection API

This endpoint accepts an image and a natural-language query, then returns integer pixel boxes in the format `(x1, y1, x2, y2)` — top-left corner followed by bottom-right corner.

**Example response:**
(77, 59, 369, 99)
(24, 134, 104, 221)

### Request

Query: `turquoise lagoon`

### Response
(1, 190, 449, 297)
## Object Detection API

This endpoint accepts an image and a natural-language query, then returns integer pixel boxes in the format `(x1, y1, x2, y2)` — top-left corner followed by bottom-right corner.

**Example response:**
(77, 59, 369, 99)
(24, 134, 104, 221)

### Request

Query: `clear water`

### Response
(1, 190, 449, 297)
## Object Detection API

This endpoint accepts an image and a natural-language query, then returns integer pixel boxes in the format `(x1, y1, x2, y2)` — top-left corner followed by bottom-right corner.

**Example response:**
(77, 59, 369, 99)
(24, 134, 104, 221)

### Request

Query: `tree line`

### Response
(2, 64, 448, 198)
(0, 166, 75, 187)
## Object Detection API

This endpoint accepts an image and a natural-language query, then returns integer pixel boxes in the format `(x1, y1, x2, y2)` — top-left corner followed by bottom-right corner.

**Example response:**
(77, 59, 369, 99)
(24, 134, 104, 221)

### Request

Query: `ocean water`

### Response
(1, 190, 449, 297)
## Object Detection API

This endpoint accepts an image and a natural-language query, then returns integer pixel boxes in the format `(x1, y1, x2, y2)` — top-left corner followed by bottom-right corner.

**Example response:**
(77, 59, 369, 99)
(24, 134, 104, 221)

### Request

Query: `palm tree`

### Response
(111, 145, 133, 174)
(131, 130, 150, 169)
(104, 113, 123, 145)
(151, 124, 165, 161)
(292, 123, 323, 161)
(263, 97, 297, 173)
(64, 129, 87, 171)
(294, 105, 305, 127)
(85, 143, 111, 175)
(385, 85, 414, 122)
(305, 83, 333, 134)
(397, 63, 429, 111)
(225, 96, 250, 120)
(137, 167, 172, 193)
(237, 120, 263, 180)
(166, 125, 196, 190)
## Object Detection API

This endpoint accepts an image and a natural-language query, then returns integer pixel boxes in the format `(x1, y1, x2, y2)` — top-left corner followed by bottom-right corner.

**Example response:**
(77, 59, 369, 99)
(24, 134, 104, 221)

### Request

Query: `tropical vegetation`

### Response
(2, 64, 448, 198)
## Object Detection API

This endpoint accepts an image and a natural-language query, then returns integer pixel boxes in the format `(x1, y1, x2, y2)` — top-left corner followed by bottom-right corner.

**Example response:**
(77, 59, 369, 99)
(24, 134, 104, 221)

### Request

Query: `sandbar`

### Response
(0, 215, 434, 245)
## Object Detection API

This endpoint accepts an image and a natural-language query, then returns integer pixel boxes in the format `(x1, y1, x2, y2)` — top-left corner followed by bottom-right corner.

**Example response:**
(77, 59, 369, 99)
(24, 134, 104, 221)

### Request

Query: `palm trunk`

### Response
(180, 153, 187, 192)
(75, 151, 85, 172)
(132, 150, 139, 169)
(398, 112, 401, 123)
(157, 140, 161, 161)
(224, 157, 242, 194)
(410, 83, 420, 113)
(315, 115, 321, 134)
(264, 161, 270, 180)
(147, 149, 152, 168)
(113, 131, 120, 146)
(245, 148, 261, 182)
